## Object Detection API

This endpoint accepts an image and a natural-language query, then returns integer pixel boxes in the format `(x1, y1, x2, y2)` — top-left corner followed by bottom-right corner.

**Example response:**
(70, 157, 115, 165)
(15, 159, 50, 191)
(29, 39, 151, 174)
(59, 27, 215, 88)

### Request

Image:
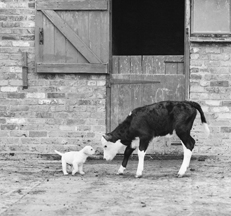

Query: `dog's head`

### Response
(82, 146, 95, 155)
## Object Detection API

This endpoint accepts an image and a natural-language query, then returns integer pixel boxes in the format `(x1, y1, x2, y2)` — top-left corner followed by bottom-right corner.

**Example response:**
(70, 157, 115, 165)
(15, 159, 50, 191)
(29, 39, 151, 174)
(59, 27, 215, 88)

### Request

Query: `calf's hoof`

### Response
(177, 173, 184, 178)
(79, 172, 85, 175)
(117, 172, 124, 175)
(177, 169, 186, 178)
(135, 173, 142, 178)
(117, 166, 126, 175)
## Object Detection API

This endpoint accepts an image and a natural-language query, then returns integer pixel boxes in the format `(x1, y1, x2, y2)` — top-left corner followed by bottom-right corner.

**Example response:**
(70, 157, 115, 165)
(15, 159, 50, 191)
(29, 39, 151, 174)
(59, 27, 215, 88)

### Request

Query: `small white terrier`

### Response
(55, 146, 95, 176)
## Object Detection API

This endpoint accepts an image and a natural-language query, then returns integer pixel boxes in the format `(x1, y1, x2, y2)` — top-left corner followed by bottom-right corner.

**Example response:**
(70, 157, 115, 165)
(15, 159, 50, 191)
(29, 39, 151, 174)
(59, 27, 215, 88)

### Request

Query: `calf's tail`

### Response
(188, 101, 210, 136)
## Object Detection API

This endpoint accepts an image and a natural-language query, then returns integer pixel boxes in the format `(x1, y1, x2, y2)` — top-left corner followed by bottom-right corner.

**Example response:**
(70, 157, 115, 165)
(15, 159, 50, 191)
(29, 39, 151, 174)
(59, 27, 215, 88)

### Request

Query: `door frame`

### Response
(106, 0, 191, 132)
(184, 0, 190, 100)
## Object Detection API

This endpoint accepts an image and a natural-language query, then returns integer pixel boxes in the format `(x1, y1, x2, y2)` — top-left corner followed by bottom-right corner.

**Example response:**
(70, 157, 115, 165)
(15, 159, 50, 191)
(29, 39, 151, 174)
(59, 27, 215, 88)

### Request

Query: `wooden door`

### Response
(108, 56, 185, 154)
(109, 55, 185, 130)
(35, 0, 109, 74)
(107, 0, 190, 154)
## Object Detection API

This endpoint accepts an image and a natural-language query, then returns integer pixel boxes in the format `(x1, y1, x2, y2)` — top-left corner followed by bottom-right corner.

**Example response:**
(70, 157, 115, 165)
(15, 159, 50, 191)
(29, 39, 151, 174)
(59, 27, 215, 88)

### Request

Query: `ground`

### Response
(1, 156, 231, 216)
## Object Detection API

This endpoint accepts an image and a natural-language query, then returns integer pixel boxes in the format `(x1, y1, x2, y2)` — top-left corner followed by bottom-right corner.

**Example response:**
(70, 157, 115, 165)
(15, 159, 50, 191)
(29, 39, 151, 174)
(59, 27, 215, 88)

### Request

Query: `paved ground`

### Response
(1, 155, 231, 216)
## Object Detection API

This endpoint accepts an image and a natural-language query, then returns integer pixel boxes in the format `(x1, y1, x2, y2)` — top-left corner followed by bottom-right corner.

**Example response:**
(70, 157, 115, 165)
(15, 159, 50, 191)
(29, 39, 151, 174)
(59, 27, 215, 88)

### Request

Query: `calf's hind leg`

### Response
(177, 135, 195, 177)
(135, 137, 150, 178)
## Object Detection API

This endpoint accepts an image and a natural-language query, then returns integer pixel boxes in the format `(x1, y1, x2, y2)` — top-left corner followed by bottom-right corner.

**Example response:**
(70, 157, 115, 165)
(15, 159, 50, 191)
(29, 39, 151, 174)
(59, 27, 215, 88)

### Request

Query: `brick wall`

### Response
(0, 0, 106, 153)
(190, 43, 231, 156)
(1, 0, 231, 157)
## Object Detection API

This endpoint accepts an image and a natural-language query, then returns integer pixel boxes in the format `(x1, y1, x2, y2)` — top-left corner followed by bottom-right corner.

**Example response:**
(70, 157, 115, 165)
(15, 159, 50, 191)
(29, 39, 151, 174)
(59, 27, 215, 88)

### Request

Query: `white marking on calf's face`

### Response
(101, 136, 123, 161)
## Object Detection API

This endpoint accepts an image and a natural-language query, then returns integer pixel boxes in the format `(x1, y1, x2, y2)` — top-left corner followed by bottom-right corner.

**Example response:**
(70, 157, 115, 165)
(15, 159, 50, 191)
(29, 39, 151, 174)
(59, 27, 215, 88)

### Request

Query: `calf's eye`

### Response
(104, 145, 107, 148)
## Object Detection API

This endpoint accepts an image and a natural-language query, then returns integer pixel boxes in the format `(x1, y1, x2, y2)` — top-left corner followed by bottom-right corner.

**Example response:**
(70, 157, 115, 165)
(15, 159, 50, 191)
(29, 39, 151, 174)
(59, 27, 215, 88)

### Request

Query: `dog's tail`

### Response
(54, 150, 63, 156)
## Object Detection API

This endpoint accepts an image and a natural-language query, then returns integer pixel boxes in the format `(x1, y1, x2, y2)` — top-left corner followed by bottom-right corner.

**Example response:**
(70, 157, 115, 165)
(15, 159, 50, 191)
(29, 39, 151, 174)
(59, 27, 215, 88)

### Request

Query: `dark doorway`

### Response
(112, 0, 185, 55)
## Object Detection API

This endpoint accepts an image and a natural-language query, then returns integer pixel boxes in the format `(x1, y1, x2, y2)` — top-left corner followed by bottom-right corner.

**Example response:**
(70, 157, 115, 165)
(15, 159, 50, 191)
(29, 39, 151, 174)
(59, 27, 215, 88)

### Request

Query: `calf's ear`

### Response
(103, 134, 112, 141)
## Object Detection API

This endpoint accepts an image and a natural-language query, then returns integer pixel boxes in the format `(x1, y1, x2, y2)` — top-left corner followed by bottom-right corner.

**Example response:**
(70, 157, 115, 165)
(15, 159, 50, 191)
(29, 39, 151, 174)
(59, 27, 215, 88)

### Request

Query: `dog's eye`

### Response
(104, 145, 107, 148)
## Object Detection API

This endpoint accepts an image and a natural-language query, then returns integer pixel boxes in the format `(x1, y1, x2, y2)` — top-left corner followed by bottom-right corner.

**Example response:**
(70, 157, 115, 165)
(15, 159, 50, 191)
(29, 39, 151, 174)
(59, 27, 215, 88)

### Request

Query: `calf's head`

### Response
(101, 135, 123, 161)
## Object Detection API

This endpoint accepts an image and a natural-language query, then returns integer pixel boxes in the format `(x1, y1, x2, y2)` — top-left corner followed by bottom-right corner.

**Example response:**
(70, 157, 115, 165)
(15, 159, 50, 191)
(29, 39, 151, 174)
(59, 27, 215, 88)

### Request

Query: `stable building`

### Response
(0, 0, 230, 157)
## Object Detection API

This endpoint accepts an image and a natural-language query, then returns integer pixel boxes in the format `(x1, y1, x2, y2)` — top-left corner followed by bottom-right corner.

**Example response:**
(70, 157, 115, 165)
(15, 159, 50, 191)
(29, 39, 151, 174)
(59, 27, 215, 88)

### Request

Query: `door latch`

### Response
(39, 28, 43, 45)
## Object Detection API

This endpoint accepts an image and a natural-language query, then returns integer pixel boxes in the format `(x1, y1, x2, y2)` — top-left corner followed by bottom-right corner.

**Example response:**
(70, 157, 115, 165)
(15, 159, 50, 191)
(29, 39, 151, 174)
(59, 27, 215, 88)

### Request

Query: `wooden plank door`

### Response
(108, 55, 185, 154)
(109, 55, 185, 130)
(35, 0, 109, 74)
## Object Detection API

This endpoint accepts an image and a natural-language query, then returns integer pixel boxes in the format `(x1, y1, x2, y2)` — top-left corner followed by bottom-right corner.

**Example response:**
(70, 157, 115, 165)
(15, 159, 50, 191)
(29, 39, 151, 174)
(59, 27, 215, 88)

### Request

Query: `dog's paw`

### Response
(79, 171, 85, 175)
(63, 172, 68, 175)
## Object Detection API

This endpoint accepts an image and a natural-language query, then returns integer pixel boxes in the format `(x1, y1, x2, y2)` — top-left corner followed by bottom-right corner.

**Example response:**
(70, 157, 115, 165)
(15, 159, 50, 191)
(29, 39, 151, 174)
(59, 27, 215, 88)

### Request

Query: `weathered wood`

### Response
(100, 11, 109, 62)
(110, 79, 160, 85)
(42, 10, 102, 63)
(36, 63, 108, 73)
(118, 56, 130, 74)
(35, 11, 43, 62)
(112, 56, 119, 74)
(131, 56, 142, 74)
(64, 11, 87, 63)
(22, 52, 28, 89)
(54, 11, 66, 63)
(178, 63, 184, 74)
(142, 56, 153, 74)
(152, 56, 165, 74)
(37, 0, 108, 11)
(164, 55, 184, 63)
(43, 11, 55, 62)
(185, 0, 190, 99)
(35, 0, 109, 75)
(110, 56, 185, 132)
(89, 11, 101, 61)
(165, 63, 177, 74)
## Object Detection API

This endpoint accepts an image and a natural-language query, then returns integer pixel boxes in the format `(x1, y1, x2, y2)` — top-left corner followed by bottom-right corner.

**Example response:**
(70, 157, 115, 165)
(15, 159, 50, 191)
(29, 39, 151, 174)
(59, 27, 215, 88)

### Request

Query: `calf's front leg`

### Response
(117, 146, 135, 175)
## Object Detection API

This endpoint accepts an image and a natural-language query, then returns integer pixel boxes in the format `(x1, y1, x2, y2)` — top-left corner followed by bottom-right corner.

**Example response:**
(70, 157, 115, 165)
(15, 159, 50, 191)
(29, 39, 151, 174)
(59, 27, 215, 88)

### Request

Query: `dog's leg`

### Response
(78, 163, 85, 175)
(72, 162, 78, 175)
(62, 158, 68, 175)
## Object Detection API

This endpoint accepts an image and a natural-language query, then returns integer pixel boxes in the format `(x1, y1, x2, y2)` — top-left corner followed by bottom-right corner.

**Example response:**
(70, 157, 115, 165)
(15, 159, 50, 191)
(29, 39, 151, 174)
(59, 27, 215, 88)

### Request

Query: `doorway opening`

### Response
(112, 0, 185, 55)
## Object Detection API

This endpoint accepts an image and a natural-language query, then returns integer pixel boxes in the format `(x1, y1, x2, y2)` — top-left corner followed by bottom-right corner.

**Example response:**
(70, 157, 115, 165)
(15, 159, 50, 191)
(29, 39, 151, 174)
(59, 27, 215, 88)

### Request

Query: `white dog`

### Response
(54, 146, 95, 175)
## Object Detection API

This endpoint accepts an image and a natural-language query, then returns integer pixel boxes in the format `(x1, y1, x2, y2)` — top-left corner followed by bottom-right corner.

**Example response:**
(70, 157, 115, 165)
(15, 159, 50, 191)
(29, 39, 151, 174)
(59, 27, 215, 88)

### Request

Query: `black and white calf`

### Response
(101, 101, 209, 178)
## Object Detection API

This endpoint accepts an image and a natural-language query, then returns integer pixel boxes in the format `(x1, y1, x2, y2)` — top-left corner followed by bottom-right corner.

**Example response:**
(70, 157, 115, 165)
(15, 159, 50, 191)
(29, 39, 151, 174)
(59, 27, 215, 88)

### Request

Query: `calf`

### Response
(101, 101, 210, 178)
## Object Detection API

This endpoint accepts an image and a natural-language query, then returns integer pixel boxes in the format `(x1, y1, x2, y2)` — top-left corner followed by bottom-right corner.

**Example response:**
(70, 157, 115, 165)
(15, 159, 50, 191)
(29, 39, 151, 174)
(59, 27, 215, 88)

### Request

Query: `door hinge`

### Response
(39, 28, 43, 45)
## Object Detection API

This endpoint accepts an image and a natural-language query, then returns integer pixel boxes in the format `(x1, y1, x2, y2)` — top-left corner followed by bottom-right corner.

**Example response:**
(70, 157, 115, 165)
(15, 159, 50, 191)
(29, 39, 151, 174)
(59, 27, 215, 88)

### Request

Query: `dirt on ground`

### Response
(1, 156, 231, 216)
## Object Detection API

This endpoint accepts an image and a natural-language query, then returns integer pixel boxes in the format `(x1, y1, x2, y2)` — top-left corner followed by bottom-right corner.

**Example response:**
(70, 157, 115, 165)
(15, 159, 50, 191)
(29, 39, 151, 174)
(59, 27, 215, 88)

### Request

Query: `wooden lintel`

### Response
(110, 79, 161, 85)
(36, 0, 108, 11)
(36, 63, 108, 74)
